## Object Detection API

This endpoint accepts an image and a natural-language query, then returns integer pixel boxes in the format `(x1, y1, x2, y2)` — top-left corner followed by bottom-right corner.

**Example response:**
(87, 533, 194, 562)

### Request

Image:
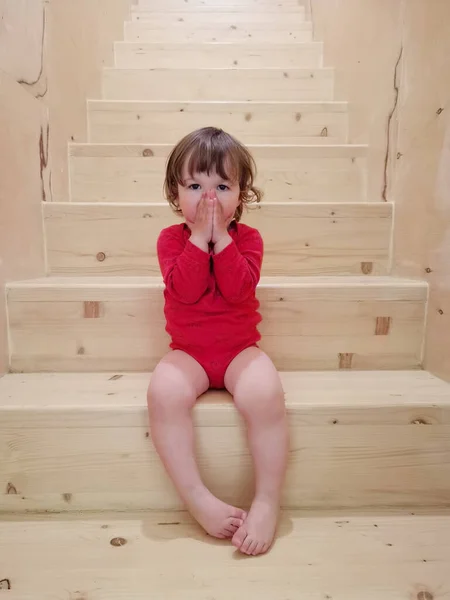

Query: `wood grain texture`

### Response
(88, 100, 349, 145)
(135, 0, 306, 12)
(43, 202, 392, 276)
(1, 371, 449, 512)
(102, 68, 334, 102)
(114, 42, 323, 69)
(2, 511, 449, 599)
(6, 276, 426, 372)
(132, 11, 307, 23)
(69, 143, 368, 203)
(124, 17, 312, 43)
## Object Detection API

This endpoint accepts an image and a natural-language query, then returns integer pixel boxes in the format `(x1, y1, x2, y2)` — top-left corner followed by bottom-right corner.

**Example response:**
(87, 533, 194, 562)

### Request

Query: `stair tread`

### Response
(7, 275, 427, 289)
(104, 66, 332, 72)
(2, 511, 449, 598)
(1, 371, 449, 415)
(70, 142, 368, 153)
(89, 99, 348, 107)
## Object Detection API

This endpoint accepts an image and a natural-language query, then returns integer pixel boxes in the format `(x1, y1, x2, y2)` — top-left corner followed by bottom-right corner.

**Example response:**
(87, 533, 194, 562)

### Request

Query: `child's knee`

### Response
(234, 379, 285, 422)
(147, 377, 196, 419)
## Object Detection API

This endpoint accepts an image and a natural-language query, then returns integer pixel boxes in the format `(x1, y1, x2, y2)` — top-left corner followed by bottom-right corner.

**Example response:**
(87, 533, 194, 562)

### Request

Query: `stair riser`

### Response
(88, 101, 348, 145)
(43, 203, 392, 277)
(125, 21, 313, 43)
(2, 418, 447, 512)
(136, 0, 306, 10)
(69, 148, 367, 203)
(114, 42, 323, 69)
(7, 283, 425, 372)
(102, 68, 334, 102)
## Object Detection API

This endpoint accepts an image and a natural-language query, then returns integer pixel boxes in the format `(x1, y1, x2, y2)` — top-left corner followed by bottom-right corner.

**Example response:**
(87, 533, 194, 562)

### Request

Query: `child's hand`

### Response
(210, 190, 232, 245)
(189, 193, 214, 250)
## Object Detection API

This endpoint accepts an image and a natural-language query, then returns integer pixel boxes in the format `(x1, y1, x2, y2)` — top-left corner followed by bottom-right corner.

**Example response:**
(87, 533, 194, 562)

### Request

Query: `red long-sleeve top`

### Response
(157, 221, 263, 354)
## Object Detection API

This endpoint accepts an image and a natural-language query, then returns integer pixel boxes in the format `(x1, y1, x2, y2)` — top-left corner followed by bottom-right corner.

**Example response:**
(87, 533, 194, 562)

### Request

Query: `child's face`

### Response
(178, 161, 241, 224)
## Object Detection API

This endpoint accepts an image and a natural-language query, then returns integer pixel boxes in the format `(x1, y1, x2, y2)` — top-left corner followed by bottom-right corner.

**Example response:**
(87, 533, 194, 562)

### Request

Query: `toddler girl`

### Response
(147, 127, 289, 556)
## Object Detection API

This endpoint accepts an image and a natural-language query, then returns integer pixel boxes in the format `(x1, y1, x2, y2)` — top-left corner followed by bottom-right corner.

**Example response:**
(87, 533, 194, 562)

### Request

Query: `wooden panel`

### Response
(136, 0, 306, 12)
(43, 203, 392, 276)
(387, 3, 450, 382)
(102, 68, 334, 102)
(125, 19, 313, 43)
(1, 371, 449, 513)
(2, 514, 450, 600)
(0, 72, 47, 372)
(114, 42, 323, 69)
(132, 11, 306, 22)
(69, 143, 368, 204)
(6, 277, 426, 372)
(88, 100, 349, 145)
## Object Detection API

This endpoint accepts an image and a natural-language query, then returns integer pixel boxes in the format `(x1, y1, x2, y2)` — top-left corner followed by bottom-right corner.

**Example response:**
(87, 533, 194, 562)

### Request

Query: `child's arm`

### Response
(157, 228, 210, 304)
(212, 227, 263, 304)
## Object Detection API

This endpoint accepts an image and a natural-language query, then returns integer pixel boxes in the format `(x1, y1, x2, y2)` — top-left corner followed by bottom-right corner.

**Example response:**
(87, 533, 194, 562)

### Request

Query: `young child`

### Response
(147, 126, 289, 556)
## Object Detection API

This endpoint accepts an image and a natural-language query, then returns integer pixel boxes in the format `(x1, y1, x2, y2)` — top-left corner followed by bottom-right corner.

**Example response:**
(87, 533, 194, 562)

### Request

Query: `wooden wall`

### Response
(389, 0, 450, 381)
(0, 73, 48, 374)
(0, 0, 133, 202)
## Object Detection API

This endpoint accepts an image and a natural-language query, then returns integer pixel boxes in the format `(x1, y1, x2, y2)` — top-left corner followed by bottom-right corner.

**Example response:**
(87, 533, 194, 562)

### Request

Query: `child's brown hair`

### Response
(164, 127, 262, 222)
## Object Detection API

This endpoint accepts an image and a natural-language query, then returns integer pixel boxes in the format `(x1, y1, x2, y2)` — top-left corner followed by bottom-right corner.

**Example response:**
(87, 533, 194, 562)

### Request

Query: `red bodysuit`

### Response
(157, 221, 263, 388)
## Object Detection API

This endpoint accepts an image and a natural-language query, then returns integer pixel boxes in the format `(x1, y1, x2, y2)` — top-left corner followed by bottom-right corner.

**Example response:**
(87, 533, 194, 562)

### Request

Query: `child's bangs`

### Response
(185, 143, 240, 183)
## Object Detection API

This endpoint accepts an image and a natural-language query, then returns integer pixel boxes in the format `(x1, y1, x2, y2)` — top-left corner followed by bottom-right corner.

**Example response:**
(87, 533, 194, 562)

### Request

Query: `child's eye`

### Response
(188, 183, 201, 190)
(218, 184, 229, 191)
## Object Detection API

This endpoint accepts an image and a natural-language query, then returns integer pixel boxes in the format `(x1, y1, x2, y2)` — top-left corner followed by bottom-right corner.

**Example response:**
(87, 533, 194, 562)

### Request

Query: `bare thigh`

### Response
(148, 350, 210, 412)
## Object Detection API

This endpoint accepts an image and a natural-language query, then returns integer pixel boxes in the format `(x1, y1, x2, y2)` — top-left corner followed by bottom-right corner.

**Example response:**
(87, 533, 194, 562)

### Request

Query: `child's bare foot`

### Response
(187, 488, 247, 539)
(231, 497, 278, 555)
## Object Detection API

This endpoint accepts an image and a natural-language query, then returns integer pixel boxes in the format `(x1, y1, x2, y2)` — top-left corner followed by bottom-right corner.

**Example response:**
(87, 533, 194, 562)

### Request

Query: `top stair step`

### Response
(135, 0, 306, 12)
(125, 17, 312, 43)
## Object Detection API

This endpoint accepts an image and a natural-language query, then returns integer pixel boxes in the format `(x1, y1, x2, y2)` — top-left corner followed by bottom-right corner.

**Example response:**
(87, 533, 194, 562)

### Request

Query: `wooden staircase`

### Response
(1, 1, 450, 596)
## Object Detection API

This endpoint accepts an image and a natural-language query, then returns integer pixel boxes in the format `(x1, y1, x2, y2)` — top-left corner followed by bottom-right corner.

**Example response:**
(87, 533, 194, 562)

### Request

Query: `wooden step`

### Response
(69, 143, 368, 204)
(132, 11, 306, 23)
(1, 370, 448, 513)
(6, 276, 426, 372)
(3, 513, 449, 599)
(124, 18, 313, 43)
(102, 68, 334, 102)
(137, 0, 306, 10)
(87, 100, 349, 144)
(43, 202, 391, 277)
(135, 0, 306, 12)
(114, 42, 323, 69)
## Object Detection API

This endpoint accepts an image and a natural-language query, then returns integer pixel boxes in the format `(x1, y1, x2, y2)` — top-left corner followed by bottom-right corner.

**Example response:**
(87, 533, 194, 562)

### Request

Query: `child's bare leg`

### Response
(148, 350, 246, 539)
(224, 347, 288, 555)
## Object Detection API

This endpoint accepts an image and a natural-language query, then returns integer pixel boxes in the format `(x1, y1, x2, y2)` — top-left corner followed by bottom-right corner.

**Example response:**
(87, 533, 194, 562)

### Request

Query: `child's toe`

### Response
(231, 526, 247, 549)
(241, 535, 254, 554)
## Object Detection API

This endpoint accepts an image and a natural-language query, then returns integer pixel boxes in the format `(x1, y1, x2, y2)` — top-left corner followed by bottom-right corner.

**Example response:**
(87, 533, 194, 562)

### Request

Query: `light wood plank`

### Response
(1, 371, 449, 512)
(114, 42, 323, 69)
(136, 0, 306, 12)
(69, 143, 368, 203)
(102, 68, 334, 102)
(137, 0, 306, 9)
(132, 11, 306, 23)
(125, 19, 313, 43)
(6, 276, 426, 373)
(2, 512, 449, 599)
(87, 100, 349, 144)
(43, 202, 392, 276)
